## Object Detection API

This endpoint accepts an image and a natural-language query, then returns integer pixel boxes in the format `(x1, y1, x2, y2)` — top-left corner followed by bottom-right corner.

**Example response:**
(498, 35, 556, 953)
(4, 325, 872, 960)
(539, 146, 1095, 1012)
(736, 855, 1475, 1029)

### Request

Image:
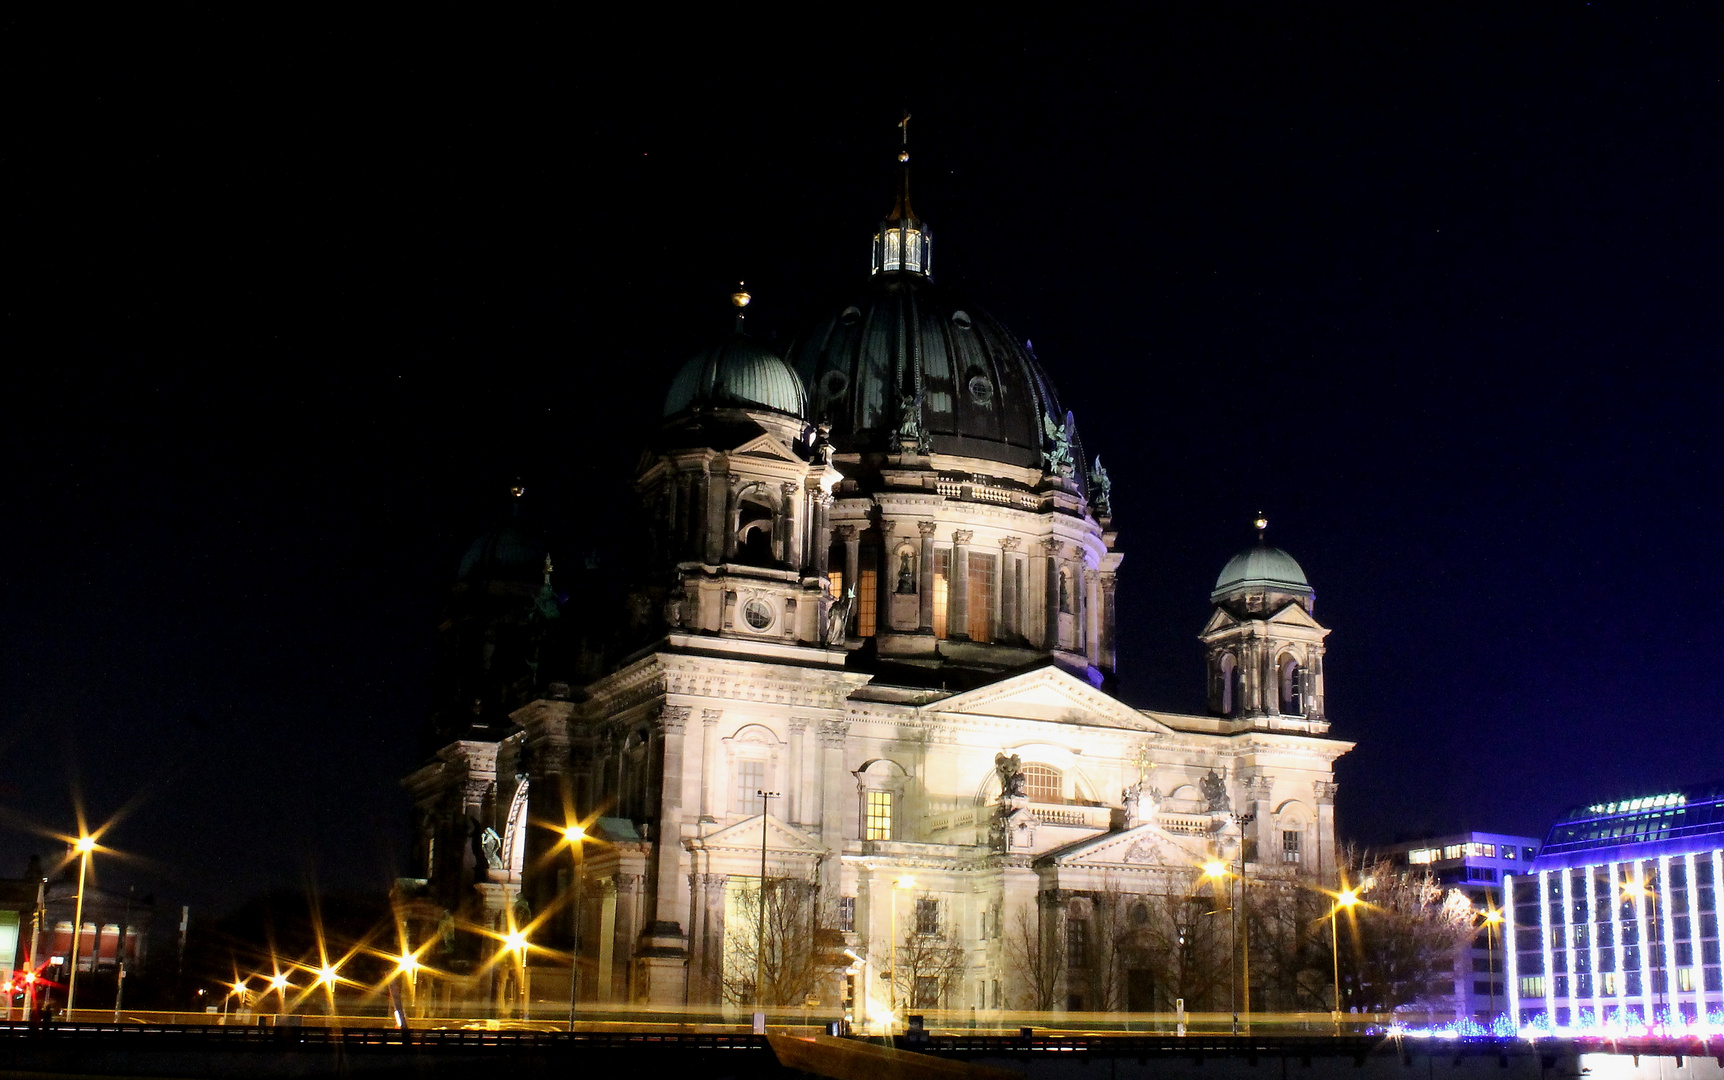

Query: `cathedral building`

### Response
(399, 141, 1353, 1018)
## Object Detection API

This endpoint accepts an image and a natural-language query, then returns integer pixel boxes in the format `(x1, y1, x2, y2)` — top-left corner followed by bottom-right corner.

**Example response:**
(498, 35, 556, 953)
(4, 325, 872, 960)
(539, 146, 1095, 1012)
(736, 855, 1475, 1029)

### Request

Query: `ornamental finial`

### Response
(1254, 513, 1268, 541)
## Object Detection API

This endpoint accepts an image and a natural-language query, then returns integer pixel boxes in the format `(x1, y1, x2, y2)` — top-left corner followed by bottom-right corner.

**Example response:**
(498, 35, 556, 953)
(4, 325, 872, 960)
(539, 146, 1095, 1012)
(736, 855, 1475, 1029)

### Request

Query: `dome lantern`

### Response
(870, 113, 931, 278)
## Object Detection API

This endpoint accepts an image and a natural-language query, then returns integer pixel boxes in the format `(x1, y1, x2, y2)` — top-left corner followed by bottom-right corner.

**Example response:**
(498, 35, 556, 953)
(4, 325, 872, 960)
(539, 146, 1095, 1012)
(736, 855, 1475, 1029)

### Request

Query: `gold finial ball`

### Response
(1254, 514, 1268, 531)
(898, 149, 909, 163)
(731, 284, 751, 308)
(511, 483, 526, 499)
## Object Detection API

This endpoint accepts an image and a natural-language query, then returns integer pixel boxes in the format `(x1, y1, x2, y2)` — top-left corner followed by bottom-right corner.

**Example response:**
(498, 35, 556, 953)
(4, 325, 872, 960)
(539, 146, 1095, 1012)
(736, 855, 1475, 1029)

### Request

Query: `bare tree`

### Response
(1337, 853, 1476, 1011)
(885, 893, 967, 1011)
(721, 876, 846, 1007)
(1005, 905, 1062, 1010)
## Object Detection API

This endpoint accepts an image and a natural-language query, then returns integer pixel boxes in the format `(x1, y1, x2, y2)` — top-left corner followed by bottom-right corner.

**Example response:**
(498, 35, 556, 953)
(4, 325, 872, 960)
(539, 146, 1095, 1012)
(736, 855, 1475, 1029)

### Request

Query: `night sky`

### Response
(6, 10, 1721, 917)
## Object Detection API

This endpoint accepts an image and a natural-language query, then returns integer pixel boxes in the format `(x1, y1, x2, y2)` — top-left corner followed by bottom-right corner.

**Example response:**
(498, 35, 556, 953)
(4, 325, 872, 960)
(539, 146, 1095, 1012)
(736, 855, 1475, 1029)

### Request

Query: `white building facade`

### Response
(401, 144, 1353, 1017)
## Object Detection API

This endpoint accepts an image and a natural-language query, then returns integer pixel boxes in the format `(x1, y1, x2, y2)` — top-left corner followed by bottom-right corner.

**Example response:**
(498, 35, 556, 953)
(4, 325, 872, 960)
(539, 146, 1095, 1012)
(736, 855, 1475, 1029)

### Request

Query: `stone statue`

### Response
(1122, 780, 1163, 829)
(895, 549, 916, 594)
(1088, 456, 1112, 517)
(1042, 409, 1076, 478)
(825, 585, 856, 646)
(891, 390, 926, 453)
(480, 827, 504, 870)
(994, 753, 1025, 800)
(1200, 768, 1231, 814)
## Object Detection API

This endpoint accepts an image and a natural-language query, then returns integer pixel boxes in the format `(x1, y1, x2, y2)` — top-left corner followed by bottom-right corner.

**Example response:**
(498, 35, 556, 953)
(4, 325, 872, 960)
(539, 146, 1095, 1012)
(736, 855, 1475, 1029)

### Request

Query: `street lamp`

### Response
(504, 928, 530, 1017)
(1202, 860, 1238, 1034)
(393, 950, 420, 1022)
(889, 874, 915, 1021)
(562, 823, 586, 1032)
(754, 790, 780, 1014)
(1480, 908, 1504, 1026)
(65, 835, 97, 1017)
(1330, 887, 1359, 1031)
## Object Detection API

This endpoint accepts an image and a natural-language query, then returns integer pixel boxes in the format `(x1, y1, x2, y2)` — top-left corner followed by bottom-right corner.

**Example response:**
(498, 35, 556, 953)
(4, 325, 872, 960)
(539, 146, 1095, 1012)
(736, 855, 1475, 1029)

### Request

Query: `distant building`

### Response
(1383, 832, 1541, 1022)
(1506, 782, 1724, 1030)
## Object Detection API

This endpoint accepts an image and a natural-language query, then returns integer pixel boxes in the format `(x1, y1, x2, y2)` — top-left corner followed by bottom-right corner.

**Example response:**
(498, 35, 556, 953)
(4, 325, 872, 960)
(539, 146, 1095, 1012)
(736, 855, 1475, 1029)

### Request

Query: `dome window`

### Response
(951, 310, 973, 330)
(967, 371, 994, 404)
(819, 370, 849, 399)
(840, 305, 862, 326)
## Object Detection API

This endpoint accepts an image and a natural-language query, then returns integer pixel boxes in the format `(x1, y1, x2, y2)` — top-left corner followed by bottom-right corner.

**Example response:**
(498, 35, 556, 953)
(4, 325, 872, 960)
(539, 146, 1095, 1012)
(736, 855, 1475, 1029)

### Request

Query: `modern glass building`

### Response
(1506, 782, 1724, 1032)
(1384, 831, 1541, 1022)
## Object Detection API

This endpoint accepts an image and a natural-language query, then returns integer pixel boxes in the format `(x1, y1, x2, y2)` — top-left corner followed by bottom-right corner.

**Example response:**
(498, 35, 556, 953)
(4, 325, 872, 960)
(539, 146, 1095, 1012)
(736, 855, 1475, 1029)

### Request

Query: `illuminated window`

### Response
(932, 549, 950, 638)
(967, 552, 995, 642)
(1282, 830, 1302, 864)
(857, 549, 877, 637)
(827, 569, 843, 602)
(865, 791, 893, 840)
(1023, 764, 1062, 804)
(1409, 848, 1434, 865)
(1678, 967, 1694, 992)
(735, 759, 766, 814)
(1465, 842, 1497, 858)
(838, 897, 855, 933)
(1443, 845, 1464, 860)
(1519, 975, 1545, 997)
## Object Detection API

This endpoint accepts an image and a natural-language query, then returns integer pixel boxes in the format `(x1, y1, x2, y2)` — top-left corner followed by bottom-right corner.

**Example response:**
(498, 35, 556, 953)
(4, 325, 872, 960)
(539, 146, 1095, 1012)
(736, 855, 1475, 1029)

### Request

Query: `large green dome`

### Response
(1212, 544, 1311, 600)
(663, 334, 808, 419)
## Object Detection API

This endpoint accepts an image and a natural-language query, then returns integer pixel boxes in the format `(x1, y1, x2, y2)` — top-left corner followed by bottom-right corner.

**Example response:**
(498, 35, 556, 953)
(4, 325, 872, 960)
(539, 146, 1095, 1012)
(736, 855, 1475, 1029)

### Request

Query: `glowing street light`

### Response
(887, 874, 916, 1022)
(562, 822, 589, 1032)
(1330, 887, 1359, 1030)
(65, 835, 98, 1017)
(1479, 907, 1504, 1023)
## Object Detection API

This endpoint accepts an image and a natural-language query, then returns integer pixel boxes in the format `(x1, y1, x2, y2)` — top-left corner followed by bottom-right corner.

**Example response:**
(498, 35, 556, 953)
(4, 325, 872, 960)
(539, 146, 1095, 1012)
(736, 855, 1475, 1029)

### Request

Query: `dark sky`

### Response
(6, 9, 1721, 915)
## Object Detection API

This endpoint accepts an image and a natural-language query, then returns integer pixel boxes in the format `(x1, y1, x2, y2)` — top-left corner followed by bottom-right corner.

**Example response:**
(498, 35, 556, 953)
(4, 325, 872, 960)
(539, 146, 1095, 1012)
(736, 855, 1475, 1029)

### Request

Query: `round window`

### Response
(968, 373, 995, 403)
(819, 369, 849, 398)
(742, 598, 775, 631)
(840, 305, 863, 326)
(951, 309, 973, 330)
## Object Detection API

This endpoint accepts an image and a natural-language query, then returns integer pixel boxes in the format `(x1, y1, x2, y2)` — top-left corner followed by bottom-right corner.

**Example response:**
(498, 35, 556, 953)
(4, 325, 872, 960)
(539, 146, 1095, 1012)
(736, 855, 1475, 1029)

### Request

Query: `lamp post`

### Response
(563, 823, 586, 1031)
(394, 951, 419, 1024)
(1330, 887, 1359, 1033)
(504, 929, 530, 1018)
(754, 790, 780, 1013)
(65, 835, 96, 1017)
(1202, 860, 1236, 1034)
(1480, 908, 1503, 1026)
(889, 874, 915, 1020)
(1623, 876, 1665, 1022)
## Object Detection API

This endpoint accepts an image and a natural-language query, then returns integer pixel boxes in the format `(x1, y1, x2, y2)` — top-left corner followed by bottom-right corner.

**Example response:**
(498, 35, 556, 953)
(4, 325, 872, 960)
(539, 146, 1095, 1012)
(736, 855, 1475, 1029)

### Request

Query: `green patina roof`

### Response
(663, 335, 808, 419)
(1211, 544, 1311, 600)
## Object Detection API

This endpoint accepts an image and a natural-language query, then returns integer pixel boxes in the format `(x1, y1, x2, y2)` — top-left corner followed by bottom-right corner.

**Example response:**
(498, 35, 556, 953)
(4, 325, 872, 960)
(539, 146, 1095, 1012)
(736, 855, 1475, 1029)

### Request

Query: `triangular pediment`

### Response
(1200, 607, 1239, 635)
(1039, 822, 1207, 868)
(693, 814, 823, 854)
(1267, 603, 1325, 629)
(730, 432, 803, 462)
(927, 667, 1169, 732)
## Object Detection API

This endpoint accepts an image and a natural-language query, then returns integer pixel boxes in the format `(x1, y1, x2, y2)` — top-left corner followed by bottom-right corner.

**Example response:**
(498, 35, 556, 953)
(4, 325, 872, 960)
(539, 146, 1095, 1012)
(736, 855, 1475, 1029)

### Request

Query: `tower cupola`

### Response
(870, 115, 931, 277)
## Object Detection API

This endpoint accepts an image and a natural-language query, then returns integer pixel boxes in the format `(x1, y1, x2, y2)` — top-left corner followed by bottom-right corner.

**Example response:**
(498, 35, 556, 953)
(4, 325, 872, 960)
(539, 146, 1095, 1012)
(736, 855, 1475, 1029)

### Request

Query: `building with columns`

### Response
(398, 141, 1353, 1018)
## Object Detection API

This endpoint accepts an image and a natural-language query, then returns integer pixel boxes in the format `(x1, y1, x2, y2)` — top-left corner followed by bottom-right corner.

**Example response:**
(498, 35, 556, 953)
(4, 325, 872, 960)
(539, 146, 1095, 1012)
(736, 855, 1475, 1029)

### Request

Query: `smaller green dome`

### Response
(664, 335, 808, 419)
(1212, 544, 1311, 600)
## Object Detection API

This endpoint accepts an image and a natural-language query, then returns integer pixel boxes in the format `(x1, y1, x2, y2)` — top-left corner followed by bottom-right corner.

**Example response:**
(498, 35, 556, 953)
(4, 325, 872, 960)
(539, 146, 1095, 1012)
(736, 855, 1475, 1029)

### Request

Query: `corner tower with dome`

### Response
(398, 136, 1354, 1019)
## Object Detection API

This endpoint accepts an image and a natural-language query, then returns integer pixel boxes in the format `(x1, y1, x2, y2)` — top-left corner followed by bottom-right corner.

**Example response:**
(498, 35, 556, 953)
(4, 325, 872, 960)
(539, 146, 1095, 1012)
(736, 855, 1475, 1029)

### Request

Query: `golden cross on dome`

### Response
(898, 110, 911, 162)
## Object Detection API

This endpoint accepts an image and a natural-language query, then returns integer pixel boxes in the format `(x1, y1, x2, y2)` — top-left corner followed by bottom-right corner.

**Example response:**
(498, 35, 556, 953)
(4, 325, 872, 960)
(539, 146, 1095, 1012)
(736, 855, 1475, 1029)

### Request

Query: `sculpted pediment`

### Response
(1200, 607, 1239, 635)
(926, 667, 1168, 732)
(692, 814, 823, 854)
(1039, 823, 1205, 868)
(729, 432, 803, 463)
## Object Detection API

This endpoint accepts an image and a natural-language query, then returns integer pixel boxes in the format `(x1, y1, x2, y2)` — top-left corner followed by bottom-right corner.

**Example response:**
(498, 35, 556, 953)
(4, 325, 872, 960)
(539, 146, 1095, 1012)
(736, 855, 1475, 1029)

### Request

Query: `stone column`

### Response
(779, 481, 799, 567)
(999, 537, 1021, 640)
(1041, 538, 1061, 649)
(1098, 571, 1118, 672)
(1084, 566, 1101, 665)
(597, 877, 618, 1002)
(818, 720, 848, 907)
(611, 872, 640, 1002)
(698, 709, 721, 822)
(703, 464, 723, 565)
(788, 717, 808, 825)
(876, 519, 896, 633)
(1313, 781, 1339, 885)
(839, 525, 860, 633)
(917, 521, 937, 631)
(951, 529, 973, 639)
(639, 705, 692, 1005)
(814, 495, 833, 582)
(1243, 774, 1275, 868)
(723, 474, 744, 562)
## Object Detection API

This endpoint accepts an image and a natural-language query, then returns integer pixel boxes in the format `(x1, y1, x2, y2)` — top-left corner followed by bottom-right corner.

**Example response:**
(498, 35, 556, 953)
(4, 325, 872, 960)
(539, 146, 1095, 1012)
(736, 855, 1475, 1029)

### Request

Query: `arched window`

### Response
(1279, 655, 1303, 715)
(737, 489, 775, 566)
(1218, 653, 1239, 716)
(1023, 763, 1062, 804)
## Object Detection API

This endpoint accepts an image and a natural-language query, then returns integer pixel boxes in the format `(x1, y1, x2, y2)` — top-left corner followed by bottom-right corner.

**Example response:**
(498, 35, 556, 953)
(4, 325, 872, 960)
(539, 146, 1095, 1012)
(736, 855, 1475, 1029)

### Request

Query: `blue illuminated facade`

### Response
(1506, 783, 1724, 1031)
